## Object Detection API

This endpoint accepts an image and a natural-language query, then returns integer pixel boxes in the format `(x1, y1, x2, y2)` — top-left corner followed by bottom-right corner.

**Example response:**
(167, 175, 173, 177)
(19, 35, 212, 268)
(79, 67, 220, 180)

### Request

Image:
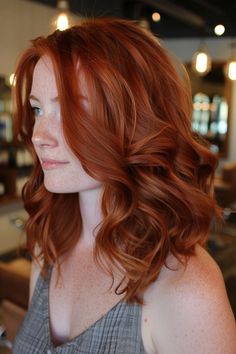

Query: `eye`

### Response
(31, 106, 43, 118)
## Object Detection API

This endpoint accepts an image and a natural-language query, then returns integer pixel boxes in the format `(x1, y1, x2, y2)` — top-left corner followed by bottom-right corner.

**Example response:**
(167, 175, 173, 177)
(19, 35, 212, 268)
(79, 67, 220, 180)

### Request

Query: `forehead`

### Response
(30, 56, 90, 104)
(31, 56, 57, 95)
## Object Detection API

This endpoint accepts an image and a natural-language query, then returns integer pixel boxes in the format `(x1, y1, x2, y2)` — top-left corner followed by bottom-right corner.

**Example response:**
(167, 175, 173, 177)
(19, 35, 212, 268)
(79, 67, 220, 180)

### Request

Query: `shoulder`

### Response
(29, 245, 43, 304)
(141, 245, 236, 354)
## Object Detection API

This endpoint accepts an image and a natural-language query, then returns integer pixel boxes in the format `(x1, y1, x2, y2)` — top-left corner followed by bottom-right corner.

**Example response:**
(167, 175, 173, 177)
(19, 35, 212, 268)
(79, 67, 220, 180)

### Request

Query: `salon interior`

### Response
(0, 0, 236, 351)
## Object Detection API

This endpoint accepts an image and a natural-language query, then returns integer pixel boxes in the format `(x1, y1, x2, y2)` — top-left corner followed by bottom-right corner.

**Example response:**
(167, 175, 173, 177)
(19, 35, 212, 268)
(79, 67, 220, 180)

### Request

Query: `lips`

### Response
(41, 158, 69, 170)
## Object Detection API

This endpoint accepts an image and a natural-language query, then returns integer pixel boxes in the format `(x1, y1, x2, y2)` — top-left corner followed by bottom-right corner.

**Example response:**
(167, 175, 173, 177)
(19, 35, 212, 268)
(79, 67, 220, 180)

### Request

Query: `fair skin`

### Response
(29, 57, 236, 353)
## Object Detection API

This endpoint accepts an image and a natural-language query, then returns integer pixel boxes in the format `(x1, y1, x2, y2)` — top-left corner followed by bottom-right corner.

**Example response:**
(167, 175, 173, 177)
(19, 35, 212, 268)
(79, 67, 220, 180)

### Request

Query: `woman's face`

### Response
(30, 56, 101, 194)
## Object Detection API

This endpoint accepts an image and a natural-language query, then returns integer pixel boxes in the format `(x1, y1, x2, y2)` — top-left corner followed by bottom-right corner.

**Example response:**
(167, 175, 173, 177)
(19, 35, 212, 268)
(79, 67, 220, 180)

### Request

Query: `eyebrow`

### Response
(29, 94, 59, 102)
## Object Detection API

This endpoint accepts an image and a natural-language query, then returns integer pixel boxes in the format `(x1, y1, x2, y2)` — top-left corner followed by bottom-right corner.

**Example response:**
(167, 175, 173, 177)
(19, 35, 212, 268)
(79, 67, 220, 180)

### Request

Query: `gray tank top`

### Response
(13, 268, 147, 353)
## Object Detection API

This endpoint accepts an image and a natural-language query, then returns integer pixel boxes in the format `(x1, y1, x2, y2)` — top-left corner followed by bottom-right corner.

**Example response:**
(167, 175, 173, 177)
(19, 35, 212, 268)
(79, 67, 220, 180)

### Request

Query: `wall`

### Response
(0, 0, 79, 76)
(163, 38, 233, 62)
(0, 0, 55, 76)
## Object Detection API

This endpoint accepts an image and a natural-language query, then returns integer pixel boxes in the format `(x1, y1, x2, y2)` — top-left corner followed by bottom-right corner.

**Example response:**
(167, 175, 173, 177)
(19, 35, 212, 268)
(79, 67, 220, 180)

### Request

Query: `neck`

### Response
(78, 187, 103, 246)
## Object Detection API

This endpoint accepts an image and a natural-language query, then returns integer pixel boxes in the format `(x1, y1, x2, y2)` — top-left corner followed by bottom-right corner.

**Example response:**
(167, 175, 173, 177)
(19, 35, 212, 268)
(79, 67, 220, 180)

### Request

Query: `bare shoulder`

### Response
(141, 245, 236, 354)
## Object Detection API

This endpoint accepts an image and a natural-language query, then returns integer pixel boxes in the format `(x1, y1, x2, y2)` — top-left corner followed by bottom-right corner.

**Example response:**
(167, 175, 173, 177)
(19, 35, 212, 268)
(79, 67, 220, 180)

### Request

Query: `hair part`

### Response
(13, 18, 221, 302)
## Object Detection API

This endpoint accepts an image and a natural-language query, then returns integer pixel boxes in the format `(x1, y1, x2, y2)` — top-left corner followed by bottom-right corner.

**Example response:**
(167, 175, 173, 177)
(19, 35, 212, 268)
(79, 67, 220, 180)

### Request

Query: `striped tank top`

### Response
(13, 269, 147, 353)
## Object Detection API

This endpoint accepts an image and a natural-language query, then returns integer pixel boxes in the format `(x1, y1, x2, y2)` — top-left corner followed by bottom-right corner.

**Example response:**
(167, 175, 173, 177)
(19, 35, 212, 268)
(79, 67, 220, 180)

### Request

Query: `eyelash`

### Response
(31, 106, 43, 118)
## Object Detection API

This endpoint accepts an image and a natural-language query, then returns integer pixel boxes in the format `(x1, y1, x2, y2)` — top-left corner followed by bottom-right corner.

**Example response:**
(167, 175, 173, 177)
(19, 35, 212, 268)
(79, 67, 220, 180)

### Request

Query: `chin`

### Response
(44, 181, 74, 194)
(44, 186, 68, 194)
(43, 177, 102, 194)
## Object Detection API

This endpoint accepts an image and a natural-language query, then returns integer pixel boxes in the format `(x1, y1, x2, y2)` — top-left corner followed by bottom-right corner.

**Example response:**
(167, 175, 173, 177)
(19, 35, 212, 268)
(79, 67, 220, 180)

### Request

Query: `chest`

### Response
(48, 255, 124, 345)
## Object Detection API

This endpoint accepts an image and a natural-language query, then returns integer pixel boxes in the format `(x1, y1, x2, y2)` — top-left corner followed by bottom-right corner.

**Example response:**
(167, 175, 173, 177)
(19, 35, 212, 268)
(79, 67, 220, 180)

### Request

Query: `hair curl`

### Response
(13, 18, 220, 302)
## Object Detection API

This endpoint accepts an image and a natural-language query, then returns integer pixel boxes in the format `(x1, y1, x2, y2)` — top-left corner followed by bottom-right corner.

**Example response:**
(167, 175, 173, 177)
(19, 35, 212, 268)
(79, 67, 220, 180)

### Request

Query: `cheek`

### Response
(43, 164, 101, 194)
(69, 164, 102, 190)
(32, 144, 40, 162)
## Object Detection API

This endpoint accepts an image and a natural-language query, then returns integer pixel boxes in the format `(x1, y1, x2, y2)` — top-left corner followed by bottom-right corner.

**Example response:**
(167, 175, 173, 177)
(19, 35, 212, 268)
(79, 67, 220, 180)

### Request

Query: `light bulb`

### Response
(228, 61, 236, 80)
(225, 60, 236, 80)
(196, 53, 208, 73)
(152, 12, 161, 22)
(214, 24, 225, 36)
(191, 48, 212, 76)
(56, 13, 69, 31)
(9, 73, 16, 86)
(50, 0, 74, 32)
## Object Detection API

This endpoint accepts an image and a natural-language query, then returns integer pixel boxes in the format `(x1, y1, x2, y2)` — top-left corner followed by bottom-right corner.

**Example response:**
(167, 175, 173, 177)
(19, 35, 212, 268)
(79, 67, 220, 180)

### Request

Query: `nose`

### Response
(32, 117, 58, 149)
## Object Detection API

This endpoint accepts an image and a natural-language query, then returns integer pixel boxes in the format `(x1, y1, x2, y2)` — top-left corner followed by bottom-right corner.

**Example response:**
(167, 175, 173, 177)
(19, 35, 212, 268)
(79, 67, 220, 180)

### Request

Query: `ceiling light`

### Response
(224, 42, 236, 80)
(51, 0, 73, 32)
(191, 45, 212, 76)
(57, 13, 69, 30)
(152, 12, 161, 22)
(9, 73, 16, 87)
(226, 61, 236, 80)
(214, 24, 225, 36)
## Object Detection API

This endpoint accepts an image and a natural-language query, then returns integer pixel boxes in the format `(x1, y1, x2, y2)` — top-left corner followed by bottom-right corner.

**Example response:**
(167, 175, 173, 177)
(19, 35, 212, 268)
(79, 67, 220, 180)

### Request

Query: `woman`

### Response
(13, 18, 236, 353)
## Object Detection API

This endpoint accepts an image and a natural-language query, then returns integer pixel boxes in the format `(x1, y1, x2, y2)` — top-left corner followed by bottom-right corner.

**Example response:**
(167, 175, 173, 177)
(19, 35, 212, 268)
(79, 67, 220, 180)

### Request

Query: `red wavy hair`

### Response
(14, 18, 220, 302)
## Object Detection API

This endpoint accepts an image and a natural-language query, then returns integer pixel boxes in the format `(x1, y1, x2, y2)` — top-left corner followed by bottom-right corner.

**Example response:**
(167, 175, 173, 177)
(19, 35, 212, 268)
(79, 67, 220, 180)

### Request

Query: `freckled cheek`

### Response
(31, 133, 40, 154)
(31, 140, 40, 159)
(31, 141, 42, 164)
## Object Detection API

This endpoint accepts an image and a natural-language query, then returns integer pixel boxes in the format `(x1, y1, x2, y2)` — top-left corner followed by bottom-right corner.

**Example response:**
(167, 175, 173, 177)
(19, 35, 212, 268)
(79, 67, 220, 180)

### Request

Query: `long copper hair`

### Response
(14, 18, 220, 302)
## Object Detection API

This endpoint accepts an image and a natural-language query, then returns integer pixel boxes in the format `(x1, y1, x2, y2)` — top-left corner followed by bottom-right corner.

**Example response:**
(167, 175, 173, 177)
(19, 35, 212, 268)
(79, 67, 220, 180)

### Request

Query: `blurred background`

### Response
(0, 0, 236, 351)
